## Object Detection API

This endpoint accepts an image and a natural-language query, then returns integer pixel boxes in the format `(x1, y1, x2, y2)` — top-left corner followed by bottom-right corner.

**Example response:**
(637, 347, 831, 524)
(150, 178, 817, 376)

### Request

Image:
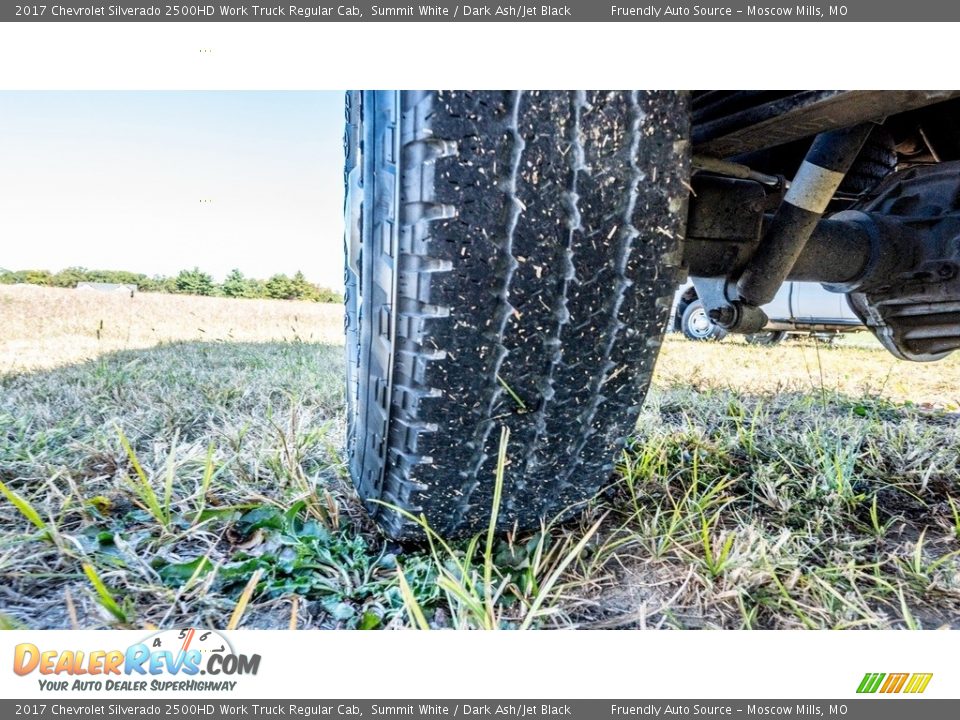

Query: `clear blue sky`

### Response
(0, 91, 346, 290)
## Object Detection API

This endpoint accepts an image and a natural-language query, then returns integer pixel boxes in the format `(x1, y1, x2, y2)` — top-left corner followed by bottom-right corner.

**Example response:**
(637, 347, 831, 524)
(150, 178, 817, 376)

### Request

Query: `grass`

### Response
(0, 285, 958, 629)
(0, 284, 342, 374)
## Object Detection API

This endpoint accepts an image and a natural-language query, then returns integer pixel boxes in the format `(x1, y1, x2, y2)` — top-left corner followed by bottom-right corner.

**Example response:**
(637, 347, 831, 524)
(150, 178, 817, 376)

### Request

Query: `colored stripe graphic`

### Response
(857, 672, 932, 694)
(857, 673, 885, 693)
(880, 673, 909, 693)
(904, 674, 934, 694)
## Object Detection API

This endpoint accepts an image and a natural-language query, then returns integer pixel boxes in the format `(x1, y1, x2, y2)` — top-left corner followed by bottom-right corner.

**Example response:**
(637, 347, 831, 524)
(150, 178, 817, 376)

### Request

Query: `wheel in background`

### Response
(681, 300, 728, 342)
(812, 332, 840, 345)
(745, 330, 788, 346)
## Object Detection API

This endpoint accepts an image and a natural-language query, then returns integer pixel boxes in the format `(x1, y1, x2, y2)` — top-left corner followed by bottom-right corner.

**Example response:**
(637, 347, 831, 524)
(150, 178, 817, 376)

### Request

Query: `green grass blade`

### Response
(520, 512, 607, 630)
(483, 426, 509, 629)
(0, 478, 47, 532)
(396, 561, 430, 630)
(948, 496, 960, 540)
(163, 429, 180, 526)
(193, 442, 218, 524)
(496, 375, 527, 412)
(116, 425, 166, 529)
(82, 563, 128, 623)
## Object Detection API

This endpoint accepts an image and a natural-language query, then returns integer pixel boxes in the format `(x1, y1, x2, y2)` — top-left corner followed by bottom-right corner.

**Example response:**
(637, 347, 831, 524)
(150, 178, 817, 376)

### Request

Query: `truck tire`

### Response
(681, 300, 727, 342)
(745, 330, 788, 346)
(344, 91, 690, 539)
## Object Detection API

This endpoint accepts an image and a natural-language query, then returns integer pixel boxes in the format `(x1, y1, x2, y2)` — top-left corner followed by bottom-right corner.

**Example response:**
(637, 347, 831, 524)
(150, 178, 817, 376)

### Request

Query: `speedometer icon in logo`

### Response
(139, 627, 260, 678)
(146, 628, 234, 658)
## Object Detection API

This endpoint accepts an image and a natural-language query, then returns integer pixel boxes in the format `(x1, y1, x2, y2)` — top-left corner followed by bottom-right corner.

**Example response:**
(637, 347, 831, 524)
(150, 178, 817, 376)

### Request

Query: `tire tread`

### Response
(346, 91, 690, 538)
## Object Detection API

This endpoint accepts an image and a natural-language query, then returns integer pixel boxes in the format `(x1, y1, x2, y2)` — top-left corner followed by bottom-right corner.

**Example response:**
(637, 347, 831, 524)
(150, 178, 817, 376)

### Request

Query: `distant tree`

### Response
(288, 270, 342, 303)
(0, 265, 341, 302)
(265, 273, 297, 300)
(108, 270, 148, 287)
(19, 270, 54, 286)
(51, 266, 89, 288)
(291, 271, 312, 300)
(134, 275, 171, 293)
(314, 286, 343, 303)
(221, 268, 258, 298)
(1, 269, 62, 285)
(245, 277, 266, 298)
(136, 276, 159, 292)
(174, 267, 215, 296)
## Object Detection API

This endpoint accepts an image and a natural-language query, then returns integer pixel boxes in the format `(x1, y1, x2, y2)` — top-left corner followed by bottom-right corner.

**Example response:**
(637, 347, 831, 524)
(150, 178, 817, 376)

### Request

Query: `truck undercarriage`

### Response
(685, 90, 960, 361)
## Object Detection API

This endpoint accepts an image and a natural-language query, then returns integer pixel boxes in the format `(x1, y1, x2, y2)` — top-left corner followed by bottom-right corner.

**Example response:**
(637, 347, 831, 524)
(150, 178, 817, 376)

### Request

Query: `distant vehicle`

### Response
(673, 279, 863, 345)
(76, 282, 137, 298)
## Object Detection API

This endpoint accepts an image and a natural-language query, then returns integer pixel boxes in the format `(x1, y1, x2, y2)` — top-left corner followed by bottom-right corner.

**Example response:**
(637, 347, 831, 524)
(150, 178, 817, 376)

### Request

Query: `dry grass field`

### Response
(1, 284, 958, 629)
(1, 284, 343, 374)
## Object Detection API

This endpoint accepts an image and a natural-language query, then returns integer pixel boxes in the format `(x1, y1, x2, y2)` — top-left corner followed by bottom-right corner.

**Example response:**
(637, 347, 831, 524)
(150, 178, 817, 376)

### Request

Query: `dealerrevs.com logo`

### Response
(13, 628, 261, 692)
(857, 673, 933, 694)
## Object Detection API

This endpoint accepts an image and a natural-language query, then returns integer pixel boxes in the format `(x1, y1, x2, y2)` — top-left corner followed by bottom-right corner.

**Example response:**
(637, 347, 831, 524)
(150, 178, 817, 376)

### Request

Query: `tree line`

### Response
(0, 267, 342, 303)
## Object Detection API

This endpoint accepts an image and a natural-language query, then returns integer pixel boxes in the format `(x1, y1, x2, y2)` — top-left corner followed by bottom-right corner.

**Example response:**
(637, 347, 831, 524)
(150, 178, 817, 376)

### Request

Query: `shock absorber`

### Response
(736, 123, 875, 308)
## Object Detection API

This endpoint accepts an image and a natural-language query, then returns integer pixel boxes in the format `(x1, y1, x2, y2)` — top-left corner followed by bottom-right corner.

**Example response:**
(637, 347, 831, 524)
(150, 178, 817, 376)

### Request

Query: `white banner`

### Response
(1, 630, 954, 699)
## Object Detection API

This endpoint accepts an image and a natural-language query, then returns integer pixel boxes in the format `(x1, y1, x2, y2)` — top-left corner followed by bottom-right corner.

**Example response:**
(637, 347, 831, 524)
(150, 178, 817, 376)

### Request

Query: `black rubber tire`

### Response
(343, 92, 361, 456)
(344, 91, 690, 539)
(745, 330, 788, 346)
(681, 300, 727, 342)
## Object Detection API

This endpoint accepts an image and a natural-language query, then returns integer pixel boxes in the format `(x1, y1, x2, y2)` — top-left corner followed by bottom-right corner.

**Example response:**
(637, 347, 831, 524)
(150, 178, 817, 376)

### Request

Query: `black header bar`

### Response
(2, 700, 960, 719)
(3, 1, 959, 22)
